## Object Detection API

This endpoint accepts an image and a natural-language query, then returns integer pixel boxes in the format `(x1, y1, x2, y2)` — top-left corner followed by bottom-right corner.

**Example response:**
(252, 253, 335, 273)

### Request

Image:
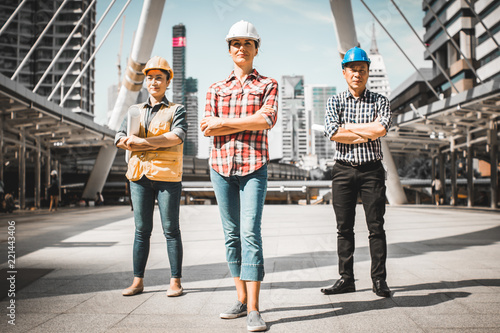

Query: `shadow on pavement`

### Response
(264, 291, 471, 328)
(6, 221, 500, 300)
(0, 207, 133, 263)
(0, 268, 53, 300)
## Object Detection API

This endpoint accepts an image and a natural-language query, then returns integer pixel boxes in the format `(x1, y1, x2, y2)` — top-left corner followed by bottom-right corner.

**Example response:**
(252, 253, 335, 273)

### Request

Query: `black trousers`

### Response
(331, 160, 387, 281)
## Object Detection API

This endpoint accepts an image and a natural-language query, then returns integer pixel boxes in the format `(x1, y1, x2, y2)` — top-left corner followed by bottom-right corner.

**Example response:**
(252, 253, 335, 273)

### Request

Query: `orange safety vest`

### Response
(126, 102, 183, 182)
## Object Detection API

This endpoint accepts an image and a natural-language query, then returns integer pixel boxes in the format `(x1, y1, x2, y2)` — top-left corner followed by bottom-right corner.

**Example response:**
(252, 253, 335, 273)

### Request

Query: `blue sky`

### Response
(94, 0, 428, 158)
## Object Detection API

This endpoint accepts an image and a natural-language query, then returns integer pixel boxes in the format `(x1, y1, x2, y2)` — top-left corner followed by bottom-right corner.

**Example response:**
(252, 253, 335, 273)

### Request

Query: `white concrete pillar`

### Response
(382, 139, 407, 205)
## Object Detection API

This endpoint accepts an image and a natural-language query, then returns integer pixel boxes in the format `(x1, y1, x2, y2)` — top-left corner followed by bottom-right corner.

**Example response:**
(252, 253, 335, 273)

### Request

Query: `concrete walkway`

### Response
(0, 204, 499, 332)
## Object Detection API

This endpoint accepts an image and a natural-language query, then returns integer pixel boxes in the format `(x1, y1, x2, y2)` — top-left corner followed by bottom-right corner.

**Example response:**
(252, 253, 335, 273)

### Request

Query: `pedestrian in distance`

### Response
(431, 173, 443, 205)
(322, 46, 393, 298)
(48, 170, 59, 212)
(3, 193, 15, 213)
(95, 191, 104, 206)
(116, 56, 187, 298)
(200, 20, 278, 332)
(0, 180, 15, 213)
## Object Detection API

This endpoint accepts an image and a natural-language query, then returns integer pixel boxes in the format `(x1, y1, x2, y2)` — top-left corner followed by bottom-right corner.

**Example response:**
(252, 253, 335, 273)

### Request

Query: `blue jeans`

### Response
(210, 165, 267, 281)
(130, 176, 183, 278)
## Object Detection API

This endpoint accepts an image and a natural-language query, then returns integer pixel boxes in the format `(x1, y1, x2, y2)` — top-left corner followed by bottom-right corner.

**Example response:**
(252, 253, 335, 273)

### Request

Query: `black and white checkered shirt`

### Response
(324, 89, 392, 165)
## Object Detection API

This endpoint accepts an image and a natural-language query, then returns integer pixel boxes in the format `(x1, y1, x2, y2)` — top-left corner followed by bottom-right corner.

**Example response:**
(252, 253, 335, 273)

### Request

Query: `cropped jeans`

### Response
(130, 176, 183, 278)
(210, 165, 267, 281)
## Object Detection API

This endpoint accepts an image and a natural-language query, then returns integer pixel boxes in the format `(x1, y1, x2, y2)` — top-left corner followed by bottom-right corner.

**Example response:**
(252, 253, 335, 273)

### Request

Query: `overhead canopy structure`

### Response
(0, 72, 115, 208)
(387, 78, 500, 155)
(0, 73, 115, 160)
(386, 78, 500, 208)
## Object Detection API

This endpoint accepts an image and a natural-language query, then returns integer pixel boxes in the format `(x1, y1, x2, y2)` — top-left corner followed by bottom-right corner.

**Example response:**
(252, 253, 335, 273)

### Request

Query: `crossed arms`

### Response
(330, 119, 387, 144)
(200, 105, 275, 136)
(325, 94, 391, 144)
(116, 133, 182, 151)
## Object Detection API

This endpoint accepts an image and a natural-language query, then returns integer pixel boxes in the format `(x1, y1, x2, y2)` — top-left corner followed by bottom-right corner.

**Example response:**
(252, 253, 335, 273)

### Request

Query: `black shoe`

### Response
(321, 278, 356, 295)
(373, 279, 391, 297)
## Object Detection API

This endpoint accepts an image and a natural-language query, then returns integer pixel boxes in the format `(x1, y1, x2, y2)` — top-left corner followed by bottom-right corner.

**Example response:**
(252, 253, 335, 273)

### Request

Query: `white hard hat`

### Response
(225, 20, 261, 46)
(51, 170, 58, 176)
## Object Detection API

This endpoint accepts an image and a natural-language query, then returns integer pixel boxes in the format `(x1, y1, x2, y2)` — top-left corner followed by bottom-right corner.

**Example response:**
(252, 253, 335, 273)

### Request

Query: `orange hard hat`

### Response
(142, 56, 174, 85)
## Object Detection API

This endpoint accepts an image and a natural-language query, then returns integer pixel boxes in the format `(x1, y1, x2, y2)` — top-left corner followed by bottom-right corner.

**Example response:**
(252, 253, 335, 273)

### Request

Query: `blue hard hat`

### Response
(341, 46, 371, 69)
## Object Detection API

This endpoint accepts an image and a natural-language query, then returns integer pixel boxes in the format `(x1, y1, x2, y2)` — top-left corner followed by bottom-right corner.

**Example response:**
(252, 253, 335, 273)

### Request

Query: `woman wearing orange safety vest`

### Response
(116, 56, 186, 297)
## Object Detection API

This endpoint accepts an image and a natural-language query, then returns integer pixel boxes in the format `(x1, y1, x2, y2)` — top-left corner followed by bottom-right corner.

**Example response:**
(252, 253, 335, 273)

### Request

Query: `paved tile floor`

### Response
(0, 204, 499, 332)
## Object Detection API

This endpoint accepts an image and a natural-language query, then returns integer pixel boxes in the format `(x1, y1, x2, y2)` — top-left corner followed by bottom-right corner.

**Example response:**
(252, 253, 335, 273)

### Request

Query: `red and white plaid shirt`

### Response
(205, 69, 278, 177)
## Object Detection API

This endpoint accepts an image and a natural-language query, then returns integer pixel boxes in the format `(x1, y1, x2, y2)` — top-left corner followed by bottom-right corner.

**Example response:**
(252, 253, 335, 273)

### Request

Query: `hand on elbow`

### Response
(116, 142, 128, 150)
(375, 119, 387, 137)
(256, 105, 275, 117)
(200, 116, 224, 132)
(116, 138, 131, 150)
(373, 127, 386, 139)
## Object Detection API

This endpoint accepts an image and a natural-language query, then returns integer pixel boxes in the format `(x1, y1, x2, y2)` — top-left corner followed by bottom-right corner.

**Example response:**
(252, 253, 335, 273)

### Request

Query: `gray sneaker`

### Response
(220, 300, 247, 319)
(247, 311, 266, 332)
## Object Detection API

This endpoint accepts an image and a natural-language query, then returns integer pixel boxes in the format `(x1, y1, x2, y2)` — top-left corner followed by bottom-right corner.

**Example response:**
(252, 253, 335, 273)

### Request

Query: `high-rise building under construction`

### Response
(0, 0, 96, 117)
(172, 23, 186, 106)
(172, 23, 198, 156)
(184, 77, 198, 156)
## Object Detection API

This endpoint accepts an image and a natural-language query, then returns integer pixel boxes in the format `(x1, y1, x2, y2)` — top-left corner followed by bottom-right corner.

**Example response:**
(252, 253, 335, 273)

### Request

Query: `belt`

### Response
(336, 160, 381, 168)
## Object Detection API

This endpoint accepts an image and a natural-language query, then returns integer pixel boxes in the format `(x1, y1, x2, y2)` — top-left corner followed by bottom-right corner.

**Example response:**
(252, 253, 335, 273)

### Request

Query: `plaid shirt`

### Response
(324, 89, 392, 165)
(205, 69, 278, 177)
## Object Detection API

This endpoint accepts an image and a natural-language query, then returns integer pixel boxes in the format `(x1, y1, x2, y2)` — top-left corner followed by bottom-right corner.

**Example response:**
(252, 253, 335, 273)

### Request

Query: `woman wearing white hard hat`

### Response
(201, 20, 278, 332)
(116, 56, 187, 297)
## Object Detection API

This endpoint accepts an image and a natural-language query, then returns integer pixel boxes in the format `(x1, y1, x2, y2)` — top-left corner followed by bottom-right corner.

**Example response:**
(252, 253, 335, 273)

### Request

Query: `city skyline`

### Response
(0, 0, 498, 210)
(93, 0, 428, 158)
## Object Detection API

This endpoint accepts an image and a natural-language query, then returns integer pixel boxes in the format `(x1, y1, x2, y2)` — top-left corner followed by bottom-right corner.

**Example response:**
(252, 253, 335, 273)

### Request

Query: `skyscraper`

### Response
(391, 0, 500, 115)
(281, 75, 307, 163)
(423, 0, 476, 93)
(0, 0, 96, 117)
(469, 0, 499, 83)
(304, 85, 336, 164)
(367, 24, 391, 98)
(172, 24, 186, 106)
(172, 23, 198, 156)
(184, 77, 198, 156)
